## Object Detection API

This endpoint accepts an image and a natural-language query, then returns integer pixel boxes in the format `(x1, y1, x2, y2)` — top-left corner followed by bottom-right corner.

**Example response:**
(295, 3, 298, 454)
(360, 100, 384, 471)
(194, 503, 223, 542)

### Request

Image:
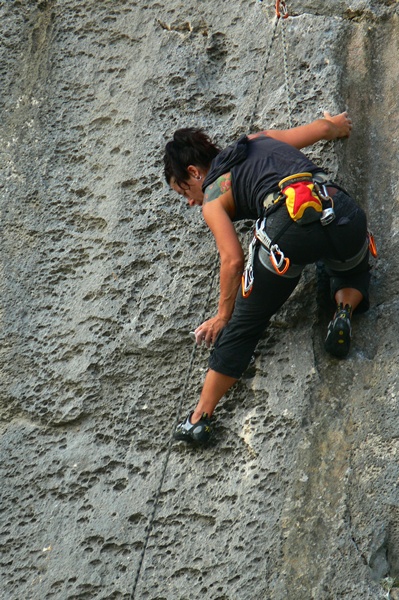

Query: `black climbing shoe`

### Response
(174, 411, 211, 444)
(324, 303, 352, 358)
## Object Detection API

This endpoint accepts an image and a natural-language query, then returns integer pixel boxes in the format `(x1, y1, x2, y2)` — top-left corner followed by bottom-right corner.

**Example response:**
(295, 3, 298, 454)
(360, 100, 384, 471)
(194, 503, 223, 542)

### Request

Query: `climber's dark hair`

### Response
(164, 128, 221, 188)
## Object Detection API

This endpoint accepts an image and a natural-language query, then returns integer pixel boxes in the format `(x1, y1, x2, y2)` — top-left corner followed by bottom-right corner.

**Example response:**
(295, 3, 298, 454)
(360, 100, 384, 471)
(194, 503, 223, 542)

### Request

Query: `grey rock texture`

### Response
(1, 1, 398, 599)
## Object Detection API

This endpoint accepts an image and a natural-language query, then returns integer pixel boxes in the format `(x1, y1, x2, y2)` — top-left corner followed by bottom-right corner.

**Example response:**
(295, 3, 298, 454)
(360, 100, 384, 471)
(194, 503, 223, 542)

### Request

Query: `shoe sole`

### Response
(324, 317, 351, 358)
(174, 425, 211, 444)
(174, 432, 211, 444)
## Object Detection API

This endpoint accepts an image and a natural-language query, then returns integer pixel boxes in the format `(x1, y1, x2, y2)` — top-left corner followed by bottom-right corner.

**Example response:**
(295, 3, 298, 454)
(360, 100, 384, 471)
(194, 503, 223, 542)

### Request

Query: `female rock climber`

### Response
(163, 111, 371, 444)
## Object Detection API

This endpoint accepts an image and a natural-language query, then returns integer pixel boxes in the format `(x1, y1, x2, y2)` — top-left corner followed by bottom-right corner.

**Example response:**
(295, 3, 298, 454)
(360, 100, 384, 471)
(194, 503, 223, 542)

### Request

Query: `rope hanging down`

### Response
(253, 0, 293, 129)
(130, 3, 292, 598)
(129, 267, 218, 599)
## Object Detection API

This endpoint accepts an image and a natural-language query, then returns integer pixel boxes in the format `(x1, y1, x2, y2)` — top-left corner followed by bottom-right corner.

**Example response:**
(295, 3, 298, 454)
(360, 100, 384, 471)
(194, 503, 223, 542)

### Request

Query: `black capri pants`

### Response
(209, 190, 371, 379)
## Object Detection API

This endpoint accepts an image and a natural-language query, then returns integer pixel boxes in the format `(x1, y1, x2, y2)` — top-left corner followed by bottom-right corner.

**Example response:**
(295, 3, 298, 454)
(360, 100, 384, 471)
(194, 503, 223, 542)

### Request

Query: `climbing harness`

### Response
(242, 166, 378, 294)
(242, 170, 338, 293)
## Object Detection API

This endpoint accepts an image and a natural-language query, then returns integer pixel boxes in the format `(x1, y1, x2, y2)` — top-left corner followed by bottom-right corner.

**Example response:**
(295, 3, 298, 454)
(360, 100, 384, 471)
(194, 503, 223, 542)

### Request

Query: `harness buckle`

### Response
(320, 207, 336, 226)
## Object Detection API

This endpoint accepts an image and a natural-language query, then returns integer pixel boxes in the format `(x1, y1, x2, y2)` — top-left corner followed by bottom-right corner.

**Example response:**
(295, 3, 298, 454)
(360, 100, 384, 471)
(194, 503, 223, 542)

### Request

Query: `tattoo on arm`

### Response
(203, 173, 232, 204)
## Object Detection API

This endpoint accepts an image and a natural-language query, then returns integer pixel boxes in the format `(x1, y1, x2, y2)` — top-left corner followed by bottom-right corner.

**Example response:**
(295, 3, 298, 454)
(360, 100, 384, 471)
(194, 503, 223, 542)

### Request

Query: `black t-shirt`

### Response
(202, 135, 320, 221)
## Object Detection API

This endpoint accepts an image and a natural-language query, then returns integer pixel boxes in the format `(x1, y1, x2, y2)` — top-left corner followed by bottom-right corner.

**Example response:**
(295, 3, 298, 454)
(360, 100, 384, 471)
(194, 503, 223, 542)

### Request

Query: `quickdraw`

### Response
(255, 218, 290, 275)
(259, 0, 289, 19)
(275, 0, 289, 19)
(241, 217, 291, 297)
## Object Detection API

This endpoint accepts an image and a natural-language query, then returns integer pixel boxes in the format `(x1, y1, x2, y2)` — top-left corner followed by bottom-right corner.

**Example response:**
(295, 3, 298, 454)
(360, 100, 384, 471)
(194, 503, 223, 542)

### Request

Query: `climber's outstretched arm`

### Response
(249, 111, 352, 149)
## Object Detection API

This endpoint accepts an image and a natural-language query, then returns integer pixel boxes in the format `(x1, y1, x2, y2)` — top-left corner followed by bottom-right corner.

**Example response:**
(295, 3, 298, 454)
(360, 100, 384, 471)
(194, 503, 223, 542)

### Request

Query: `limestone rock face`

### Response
(1, 1, 398, 599)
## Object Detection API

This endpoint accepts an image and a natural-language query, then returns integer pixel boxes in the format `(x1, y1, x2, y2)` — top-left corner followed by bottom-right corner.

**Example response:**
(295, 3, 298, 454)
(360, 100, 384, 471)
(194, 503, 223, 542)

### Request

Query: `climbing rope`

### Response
(130, 267, 218, 599)
(252, 0, 293, 130)
(280, 13, 293, 127)
(130, 3, 293, 597)
(249, 14, 279, 131)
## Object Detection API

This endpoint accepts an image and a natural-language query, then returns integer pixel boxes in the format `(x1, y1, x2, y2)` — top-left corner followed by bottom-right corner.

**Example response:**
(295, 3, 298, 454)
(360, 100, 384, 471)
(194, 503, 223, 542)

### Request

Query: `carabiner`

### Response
(242, 236, 257, 297)
(269, 244, 290, 275)
(276, 0, 289, 19)
(242, 267, 254, 298)
(368, 230, 378, 258)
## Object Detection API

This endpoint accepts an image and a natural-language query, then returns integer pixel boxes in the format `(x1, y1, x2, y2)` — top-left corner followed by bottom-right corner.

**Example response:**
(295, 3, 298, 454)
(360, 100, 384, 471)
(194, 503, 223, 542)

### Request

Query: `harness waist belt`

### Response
(262, 171, 333, 210)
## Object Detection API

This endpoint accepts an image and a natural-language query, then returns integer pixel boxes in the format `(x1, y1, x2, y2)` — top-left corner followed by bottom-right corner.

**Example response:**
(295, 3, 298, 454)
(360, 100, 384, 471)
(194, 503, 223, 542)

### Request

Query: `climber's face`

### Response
(171, 176, 204, 207)
(170, 165, 206, 207)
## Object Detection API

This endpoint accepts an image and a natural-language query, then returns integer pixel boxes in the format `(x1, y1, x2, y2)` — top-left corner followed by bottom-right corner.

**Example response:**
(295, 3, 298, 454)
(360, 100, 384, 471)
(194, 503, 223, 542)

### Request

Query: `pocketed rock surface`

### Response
(1, 1, 398, 599)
